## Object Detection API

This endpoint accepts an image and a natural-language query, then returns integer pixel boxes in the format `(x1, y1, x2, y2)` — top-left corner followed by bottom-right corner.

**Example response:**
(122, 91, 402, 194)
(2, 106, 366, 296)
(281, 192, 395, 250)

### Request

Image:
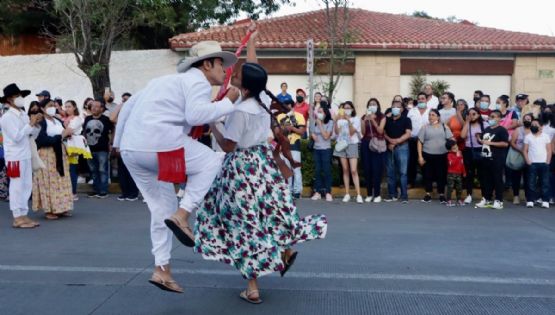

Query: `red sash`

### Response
(157, 148, 186, 183)
(7, 161, 20, 178)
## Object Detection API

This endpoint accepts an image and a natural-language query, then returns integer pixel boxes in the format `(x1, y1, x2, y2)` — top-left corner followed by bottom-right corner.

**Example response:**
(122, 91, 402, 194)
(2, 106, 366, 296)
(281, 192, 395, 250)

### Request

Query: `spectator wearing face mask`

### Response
(384, 100, 412, 203)
(294, 89, 310, 122)
(523, 119, 551, 209)
(334, 101, 363, 203)
(460, 108, 487, 204)
(407, 92, 430, 187)
(477, 95, 492, 122)
(475, 110, 509, 210)
(360, 98, 386, 203)
(509, 113, 533, 205)
(310, 104, 334, 202)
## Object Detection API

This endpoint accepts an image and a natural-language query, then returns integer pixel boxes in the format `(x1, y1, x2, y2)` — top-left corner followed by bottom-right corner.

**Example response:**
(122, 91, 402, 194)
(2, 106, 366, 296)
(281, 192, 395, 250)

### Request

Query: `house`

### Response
(169, 9, 555, 110)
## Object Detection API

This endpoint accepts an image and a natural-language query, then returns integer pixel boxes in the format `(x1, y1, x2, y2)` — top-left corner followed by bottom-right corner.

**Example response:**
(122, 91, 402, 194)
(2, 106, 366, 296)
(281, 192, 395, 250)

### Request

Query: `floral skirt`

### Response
(194, 145, 327, 280)
(32, 146, 73, 214)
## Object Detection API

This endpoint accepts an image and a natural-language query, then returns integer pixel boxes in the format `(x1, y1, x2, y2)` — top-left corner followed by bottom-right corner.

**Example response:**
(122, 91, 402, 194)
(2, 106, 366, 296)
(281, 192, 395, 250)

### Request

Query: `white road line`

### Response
(0, 265, 554, 286)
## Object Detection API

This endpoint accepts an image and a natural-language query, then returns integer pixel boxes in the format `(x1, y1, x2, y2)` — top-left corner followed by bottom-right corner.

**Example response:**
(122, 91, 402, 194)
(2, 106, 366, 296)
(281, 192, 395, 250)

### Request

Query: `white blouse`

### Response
(46, 118, 64, 137)
(223, 93, 271, 149)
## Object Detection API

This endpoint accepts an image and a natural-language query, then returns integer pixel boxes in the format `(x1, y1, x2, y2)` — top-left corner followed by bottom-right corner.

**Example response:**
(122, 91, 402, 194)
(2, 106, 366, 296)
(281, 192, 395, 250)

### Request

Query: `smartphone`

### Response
(338, 108, 345, 116)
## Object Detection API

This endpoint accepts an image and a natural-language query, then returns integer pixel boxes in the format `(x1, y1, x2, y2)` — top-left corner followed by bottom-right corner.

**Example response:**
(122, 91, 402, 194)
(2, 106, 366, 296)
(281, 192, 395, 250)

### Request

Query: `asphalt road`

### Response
(1, 195, 554, 315)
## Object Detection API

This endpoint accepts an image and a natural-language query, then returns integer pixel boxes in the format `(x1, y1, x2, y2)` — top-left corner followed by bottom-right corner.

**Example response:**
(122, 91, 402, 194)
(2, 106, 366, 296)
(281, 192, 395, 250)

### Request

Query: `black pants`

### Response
(422, 152, 447, 194)
(462, 148, 484, 196)
(407, 137, 419, 186)
(481, 155, 506, 201)
(511, 166, 529, 200)
(118, 155, 139, 198)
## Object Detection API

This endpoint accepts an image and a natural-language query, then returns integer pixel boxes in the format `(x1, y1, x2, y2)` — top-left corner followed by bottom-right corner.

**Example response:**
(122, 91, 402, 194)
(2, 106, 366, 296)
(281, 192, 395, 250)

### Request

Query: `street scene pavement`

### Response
(1, 196, 554, 315)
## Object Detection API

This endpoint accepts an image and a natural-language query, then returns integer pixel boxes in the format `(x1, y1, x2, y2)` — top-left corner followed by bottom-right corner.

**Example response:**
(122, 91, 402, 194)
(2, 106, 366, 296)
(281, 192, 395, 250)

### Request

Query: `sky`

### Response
(262, 0, 555, 36)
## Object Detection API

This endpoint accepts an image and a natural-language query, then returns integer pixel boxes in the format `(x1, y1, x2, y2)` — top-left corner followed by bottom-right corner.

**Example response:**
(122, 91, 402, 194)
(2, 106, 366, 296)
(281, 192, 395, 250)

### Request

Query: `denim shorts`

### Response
(334, 143, 359, 159)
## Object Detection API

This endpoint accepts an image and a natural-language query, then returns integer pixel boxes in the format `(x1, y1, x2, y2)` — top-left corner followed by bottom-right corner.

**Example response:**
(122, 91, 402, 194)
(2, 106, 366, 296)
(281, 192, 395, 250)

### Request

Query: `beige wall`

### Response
(354, 53, 401, 112)
(512, 56, 555, 103)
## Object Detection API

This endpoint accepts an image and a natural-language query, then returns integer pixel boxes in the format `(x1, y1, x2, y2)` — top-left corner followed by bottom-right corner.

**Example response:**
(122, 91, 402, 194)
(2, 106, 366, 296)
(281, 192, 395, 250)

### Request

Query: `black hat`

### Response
(242, 63, 268, 97)
(516, 93, 529, 100)
(533, 98, 547, 107)
(0, 83, 31, 103)
(36, 90, 51, 98)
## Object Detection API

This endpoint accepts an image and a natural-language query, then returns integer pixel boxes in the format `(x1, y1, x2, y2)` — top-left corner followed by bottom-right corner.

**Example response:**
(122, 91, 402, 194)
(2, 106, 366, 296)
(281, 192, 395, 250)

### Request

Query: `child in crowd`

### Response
(445, 139, 466, 206)
(523, 119, 552, 208)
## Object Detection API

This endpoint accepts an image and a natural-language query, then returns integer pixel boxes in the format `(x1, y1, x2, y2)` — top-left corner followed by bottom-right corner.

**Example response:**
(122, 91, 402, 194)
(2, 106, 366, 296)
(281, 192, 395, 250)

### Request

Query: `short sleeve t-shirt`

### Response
(524, 133, 551, 163)
(277, 112, 306, 149)
(83, 115, 113, 152)
(385, 116, 412, 140)
(481, 126, 509, 159)
(276, 92, 293, 104)
(310, 120, 334, 150)
(418, 124, 453, 154)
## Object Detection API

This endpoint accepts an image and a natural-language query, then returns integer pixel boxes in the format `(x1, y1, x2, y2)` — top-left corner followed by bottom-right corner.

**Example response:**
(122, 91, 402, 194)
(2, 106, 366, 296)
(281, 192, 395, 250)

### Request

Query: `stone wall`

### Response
(354, 53, 401, 111)
(512, 56, 555, 102)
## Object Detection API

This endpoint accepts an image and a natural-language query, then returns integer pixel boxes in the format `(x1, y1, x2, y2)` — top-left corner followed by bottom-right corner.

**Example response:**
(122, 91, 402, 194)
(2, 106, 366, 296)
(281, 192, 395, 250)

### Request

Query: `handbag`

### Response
(506, 147, 525, 170)
(367, 120, 386, 153)
(335, 139, 348, 152)
(30, 140, 46, 171)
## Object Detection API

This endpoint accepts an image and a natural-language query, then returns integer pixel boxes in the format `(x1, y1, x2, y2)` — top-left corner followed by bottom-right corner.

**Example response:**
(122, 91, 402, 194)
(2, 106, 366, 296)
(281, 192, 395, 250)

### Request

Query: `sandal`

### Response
(45, 213, 59, 220)
(12, 219, 36, 229)
(59, 211, 73, 218)
(22, 216, 40, 227)
(239, 289, 263, 304)
(280, 251, 298, 277)
(164, 216, 195, 247)
(148, 274, 184, 294)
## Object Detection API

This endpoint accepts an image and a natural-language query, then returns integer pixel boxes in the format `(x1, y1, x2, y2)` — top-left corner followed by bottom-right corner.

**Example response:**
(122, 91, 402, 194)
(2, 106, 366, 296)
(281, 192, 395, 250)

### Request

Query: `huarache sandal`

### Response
(239, 289, 263, 304)
(22, 216, 40, 227)
(280, 251, 298, 277)
(45, 213, 59, 220)
(164, 216, 195, 247)
(12, 219, 36, 229)
(148, 274, 184, 294)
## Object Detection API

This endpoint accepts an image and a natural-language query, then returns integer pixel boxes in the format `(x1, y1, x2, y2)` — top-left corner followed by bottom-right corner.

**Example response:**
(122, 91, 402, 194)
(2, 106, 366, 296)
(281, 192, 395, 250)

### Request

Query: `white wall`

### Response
(267, 75, 354, 105)
(0, 49, 182, 109)
(400, 75, 512, 106)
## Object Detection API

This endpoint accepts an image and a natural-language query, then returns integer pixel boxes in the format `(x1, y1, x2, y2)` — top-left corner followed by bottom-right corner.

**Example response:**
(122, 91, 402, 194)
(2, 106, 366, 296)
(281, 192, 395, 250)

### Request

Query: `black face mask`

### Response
(523, 121, 532, 128)
(531, 126, 540, 134)
(107, 97, 114, 103)
(542, 112, 552, 123)
(296, 96, 304, 103)
(473, 96, 480, 102)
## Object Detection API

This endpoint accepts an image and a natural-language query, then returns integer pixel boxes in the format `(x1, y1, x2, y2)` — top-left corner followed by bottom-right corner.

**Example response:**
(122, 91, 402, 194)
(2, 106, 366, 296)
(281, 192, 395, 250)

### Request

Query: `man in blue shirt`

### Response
(276, 82, 292, 104)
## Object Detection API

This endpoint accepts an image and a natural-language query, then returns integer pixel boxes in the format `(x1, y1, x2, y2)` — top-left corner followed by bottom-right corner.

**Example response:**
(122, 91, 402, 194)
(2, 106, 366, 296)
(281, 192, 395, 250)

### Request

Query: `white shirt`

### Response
(407, 107, 430, 137)
(46, 118, 64, 137)
(223, 93, 271, 149)
(0, 107, 39, 161)
(439, 107, 456, 124)
(336, 116, 361, 144)
(67, 116, 83, 135)
(524, 133, 551, 163)
(115, 67, 237, 152)
(427, 95, 439, 110)
(542, 124, 555, 141)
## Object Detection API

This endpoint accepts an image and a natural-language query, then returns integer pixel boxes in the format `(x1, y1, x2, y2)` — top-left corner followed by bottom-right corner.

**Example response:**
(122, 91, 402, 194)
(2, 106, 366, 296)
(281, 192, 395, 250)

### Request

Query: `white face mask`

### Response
(46, 107, 57, 116)
(14, 96, 25, 108)
(344, 109, 353, 116)
(317, 113, 325, 120)
(368, 105, 378, 114)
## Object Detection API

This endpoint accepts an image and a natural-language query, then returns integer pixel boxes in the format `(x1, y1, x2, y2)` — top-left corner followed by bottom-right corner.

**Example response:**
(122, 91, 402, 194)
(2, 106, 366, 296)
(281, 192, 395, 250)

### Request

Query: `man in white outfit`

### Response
(114, 41, 240, 293)
(0, 84, 42, 229)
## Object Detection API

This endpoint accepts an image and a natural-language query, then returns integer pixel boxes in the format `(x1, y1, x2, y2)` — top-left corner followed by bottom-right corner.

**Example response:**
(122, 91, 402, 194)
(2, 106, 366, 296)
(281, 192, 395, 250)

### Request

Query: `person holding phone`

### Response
(460, 108, 487, 204)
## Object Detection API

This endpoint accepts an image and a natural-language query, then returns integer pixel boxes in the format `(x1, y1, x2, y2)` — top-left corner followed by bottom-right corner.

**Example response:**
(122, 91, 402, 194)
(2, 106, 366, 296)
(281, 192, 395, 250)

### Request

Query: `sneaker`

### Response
(550, 198, 555, 205)
(356, 195, 364, 204)
(464, 195, 472, 204)
(384, 197, 398, 202)
(439, 195, 447, 204)
(401, 199, 409, 204)
(491, 200, 503, 210)
(526, 201, 534, 208)
(535, 199, 543, 205)
(325, 193, 333, 202)
(117, 195, 126, 201)
(311, 193, 322, 201)
(126, 196, 139, 201)
(73, 194, 79, 201)
(342, 194, 351, 202)
(373, 196, 382, 203)
(541, 201, 549, 209)
(458, 200, 465, 207)
(446, 200, 455, 207)
(476, 198, 489, 208)
(513, 196, 520, 205)
(293, 193, 301, 199)
(77, 176, 86, 184)
(422, 194, 432, 203)
(97, 193, 108, 199)
(87, 192, 99, 198)
(364, 196, 373, 203)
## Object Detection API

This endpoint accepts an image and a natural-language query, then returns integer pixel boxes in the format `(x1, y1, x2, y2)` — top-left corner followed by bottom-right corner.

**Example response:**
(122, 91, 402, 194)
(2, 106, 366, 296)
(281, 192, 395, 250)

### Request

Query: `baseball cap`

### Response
(533, 98, 547, 107)
(36, 90, 51, 98)
(515, 93, 529, 100)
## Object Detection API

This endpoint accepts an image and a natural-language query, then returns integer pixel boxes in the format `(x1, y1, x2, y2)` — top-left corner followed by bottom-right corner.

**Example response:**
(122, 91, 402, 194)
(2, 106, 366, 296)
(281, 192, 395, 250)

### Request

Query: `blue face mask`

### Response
(480, 102, 489, 110)
(494, 104, 501, 110)
(489, 119, 498, 126)
(417, 102, 427, 109)
(391, 107, 401, 116)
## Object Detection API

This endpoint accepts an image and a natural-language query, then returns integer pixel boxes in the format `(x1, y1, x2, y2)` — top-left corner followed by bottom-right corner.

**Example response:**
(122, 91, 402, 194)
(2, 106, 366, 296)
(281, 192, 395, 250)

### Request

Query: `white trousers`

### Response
(121, 137, 225, 266)
(8, 159, 32, 218)
(284, 150, 302, 194)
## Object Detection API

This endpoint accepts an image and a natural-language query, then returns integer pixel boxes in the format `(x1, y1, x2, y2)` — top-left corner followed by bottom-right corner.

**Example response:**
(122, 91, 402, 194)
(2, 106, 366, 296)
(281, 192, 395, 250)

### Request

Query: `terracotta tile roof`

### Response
(169, 9, 555, 52)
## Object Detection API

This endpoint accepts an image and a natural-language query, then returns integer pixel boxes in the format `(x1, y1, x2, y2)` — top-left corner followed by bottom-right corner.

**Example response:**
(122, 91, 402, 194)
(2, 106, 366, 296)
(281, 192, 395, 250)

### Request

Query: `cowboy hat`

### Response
(0, 83, 31, 104)
(177, 41, 237, 73)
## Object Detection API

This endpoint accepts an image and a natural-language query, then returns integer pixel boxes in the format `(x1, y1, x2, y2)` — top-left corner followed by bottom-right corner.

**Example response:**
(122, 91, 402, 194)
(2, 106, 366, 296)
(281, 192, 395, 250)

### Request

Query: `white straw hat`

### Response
(177, 41, 238, 73)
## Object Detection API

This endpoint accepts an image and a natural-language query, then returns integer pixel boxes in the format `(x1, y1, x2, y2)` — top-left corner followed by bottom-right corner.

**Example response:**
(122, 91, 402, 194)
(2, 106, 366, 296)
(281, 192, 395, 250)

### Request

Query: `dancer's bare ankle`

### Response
(174, 208, 190, 221)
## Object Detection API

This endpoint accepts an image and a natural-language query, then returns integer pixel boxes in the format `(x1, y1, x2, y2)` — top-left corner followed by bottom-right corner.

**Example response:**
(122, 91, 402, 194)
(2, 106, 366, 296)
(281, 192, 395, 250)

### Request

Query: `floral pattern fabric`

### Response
(194, 145, 327, 280)
(32, 146, 73, 214)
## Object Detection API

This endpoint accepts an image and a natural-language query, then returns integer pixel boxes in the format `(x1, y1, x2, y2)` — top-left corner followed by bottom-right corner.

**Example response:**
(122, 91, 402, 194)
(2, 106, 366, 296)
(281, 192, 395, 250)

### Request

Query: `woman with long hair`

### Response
(460, 107, 487, 204)
(360, 98, 386, 202)
(310, 103, 334, 201)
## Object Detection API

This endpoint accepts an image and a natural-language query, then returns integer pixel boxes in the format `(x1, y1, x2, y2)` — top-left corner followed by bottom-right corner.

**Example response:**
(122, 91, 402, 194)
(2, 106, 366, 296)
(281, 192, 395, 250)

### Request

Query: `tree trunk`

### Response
(78, 61, 111, 99)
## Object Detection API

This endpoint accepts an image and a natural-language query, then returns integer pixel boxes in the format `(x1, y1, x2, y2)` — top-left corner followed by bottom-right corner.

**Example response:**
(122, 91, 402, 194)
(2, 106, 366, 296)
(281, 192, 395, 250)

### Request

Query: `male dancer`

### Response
(114, 41, 240, 293)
